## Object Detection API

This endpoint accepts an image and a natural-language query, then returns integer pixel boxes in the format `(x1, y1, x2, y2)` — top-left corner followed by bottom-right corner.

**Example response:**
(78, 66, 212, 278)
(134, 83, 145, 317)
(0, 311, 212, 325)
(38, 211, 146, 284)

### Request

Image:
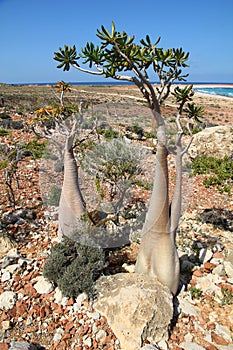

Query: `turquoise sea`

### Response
(194, 86, 233, 98)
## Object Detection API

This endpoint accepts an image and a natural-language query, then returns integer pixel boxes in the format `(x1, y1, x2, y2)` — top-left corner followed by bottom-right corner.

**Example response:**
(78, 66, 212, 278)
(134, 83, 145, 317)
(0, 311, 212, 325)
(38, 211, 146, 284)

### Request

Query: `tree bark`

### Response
(58, 131, 86, 240)
(135, 110, 180, 295)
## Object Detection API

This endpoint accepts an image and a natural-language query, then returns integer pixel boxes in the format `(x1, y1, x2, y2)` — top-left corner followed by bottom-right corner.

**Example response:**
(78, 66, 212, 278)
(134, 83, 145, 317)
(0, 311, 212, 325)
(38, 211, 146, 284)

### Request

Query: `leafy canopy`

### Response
(54, 22, 190, 105)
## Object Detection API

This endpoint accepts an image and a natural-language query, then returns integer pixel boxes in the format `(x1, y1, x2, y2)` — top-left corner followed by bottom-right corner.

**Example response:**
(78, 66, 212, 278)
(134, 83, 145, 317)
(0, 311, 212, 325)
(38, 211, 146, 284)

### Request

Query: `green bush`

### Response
(191, 155, 233, 193)
(97, 127, 120, 139)
(22, 138, 47, 159)
(43, 237, 105, 297)
(0, 129, 10, 136)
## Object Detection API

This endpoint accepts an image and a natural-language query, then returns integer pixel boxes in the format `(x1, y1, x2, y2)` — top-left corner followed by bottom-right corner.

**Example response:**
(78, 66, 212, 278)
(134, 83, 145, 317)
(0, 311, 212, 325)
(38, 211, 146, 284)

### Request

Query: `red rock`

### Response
(198, 316, 206, 326)
(39, 305, 46, 318)
(211, 332, 229, 345)
(207, 322, 216, 330)
(204, 262, 216, 272)
(213, 252, 224, 259)
(66, 297, 74, 306)
(23, 271, 34, 281)
(15, 300, 28, 317)
(0, 343, 9, 350)
(64, 321, 73, 332)
(13, 275, 21, 282)
(62, 333, 71, 340)
(193, 269, 203, 277)
(189, 278, 197, 286)
(170, 334, 178, 341)
(0, 311, 10, 322)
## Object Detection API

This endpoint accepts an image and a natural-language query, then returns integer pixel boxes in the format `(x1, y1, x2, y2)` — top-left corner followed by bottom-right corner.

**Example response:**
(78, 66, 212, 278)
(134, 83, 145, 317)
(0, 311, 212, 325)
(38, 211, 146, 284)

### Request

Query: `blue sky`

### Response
(1, 0, 233, 83)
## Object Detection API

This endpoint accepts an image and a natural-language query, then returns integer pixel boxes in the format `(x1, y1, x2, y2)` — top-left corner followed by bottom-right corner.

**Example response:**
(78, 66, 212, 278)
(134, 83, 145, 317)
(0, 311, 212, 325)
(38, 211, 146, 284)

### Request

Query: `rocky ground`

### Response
(0, 84, 233, 350)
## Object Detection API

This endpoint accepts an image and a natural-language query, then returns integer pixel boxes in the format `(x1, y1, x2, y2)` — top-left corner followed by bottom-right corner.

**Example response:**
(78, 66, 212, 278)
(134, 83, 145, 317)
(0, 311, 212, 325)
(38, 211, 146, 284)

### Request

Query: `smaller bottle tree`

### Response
(54, 22, 204, 294)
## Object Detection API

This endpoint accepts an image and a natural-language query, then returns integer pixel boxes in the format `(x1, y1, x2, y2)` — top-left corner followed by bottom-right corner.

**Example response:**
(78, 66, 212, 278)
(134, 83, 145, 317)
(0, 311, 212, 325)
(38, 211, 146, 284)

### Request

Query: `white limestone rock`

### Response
(34, 276, 54, 294)
(0, 291, 16, 310)
(94, 272, 173, 350)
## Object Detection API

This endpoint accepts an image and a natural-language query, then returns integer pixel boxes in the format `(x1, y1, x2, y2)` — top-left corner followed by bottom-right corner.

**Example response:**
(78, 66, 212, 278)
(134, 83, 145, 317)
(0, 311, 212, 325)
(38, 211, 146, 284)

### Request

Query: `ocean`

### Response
(193, 86, 233, 98)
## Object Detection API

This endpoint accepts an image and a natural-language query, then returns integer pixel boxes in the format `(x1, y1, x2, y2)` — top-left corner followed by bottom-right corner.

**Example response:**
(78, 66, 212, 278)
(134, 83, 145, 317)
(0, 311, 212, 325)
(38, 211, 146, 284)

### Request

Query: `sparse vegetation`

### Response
(189, 286, 203, 300)
(191, 155, 233, 193)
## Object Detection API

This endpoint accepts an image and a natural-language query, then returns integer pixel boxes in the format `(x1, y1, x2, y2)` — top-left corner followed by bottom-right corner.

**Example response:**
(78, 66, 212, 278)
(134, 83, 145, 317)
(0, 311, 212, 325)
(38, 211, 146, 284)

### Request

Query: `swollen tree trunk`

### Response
(135, 111, 180, 295)
(58, 127, 86, 240)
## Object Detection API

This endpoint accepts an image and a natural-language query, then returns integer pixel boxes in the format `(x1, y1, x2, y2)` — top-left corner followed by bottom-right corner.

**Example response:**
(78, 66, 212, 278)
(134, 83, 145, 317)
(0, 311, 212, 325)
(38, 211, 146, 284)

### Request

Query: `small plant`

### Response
(97, 127, 120, 139)
(22, 138, 47, 159)
(189, 286, 203, 300)
(221, 287, 233, 305)
(191, 155, 233, 193)
(0, 129, 10, 136)
(43, 236, 105, 297)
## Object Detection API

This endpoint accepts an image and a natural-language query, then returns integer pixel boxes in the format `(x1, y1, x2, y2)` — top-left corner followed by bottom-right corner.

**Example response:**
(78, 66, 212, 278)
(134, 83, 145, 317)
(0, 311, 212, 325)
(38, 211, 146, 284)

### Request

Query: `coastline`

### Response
(192, 84, 233, 100)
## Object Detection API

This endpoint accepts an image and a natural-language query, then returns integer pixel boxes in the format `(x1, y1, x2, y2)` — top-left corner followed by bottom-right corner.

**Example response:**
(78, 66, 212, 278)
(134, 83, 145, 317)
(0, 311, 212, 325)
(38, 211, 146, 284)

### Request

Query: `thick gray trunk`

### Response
(58, 134, 86, 239)
(135, 111, 180, 295)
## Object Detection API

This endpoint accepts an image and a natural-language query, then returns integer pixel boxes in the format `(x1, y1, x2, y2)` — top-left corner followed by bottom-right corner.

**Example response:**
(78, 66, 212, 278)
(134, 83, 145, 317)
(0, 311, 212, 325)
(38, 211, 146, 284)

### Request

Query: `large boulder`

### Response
(188, 125, 233, 159)
(94, 273, 173, 350)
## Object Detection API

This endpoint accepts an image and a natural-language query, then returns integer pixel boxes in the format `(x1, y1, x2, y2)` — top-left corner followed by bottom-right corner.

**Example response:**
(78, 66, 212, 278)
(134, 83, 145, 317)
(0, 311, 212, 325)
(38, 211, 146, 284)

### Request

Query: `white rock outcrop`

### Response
(189, 125, 233, 159)
(94, 272, 173, 350)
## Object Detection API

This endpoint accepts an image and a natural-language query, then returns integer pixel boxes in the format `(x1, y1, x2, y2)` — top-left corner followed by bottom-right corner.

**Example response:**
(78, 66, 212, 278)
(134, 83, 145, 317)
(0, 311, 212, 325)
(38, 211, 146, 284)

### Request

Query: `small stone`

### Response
(122, 263, 135, 273)
(193, 269, 203, 277)
(34, 276, 53, 294)
(0, 291, 16, 310)
(215, 324, 232, 342)
(5, 264, 20, 274)
(0, 342, 9, 350)
(83, 337, 92, 348)
(212, 264, 225, 276)
(204, 262, 216, 272)
(223, 261, 233, 278)
(213, 251, 224, 259)
(53, 333, 62, 342)
(1, 271, 11, 282)
(91, 312, 100, 320)
(199, 248, 213, 264)
(178, 298, 199, 316)
(96, 329, 107, 342)
(9, 341, 38, 350)
(73, 303, 81, 312)
(54, 287, 68, 305)
(1, 320, 11, 330)
(76, 292, 88, 305)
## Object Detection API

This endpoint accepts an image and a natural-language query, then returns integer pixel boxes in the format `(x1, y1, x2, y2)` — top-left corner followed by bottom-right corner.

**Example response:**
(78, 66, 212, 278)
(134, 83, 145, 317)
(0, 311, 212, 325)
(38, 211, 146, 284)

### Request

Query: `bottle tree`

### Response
(54, 22, 203, 295)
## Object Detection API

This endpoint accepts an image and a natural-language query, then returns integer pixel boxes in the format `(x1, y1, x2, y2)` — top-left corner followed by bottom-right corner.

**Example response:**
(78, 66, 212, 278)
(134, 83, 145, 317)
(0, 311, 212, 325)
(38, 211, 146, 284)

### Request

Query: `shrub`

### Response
(191, 155, 233, 193)
(22, 138, 47, 159)
(43, 236, 105, 297)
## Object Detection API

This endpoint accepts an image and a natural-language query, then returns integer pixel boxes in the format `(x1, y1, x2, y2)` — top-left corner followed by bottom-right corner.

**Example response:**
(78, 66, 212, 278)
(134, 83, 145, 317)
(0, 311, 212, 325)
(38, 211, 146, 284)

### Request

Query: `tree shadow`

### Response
(198, 208, 233, 232)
